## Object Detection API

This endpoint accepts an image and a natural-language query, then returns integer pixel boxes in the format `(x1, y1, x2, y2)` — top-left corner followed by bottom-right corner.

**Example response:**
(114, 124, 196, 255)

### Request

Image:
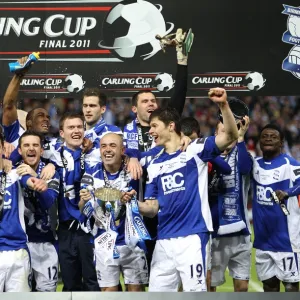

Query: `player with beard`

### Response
(79, 133, 148, 291)
(50, 113, 98, 291)
(0, 128, 50, 292)
(125, 88, 238, 291)
(123, 28, 189, 271)
(16, 131, 60, 292)
(252, 124, 300, 292)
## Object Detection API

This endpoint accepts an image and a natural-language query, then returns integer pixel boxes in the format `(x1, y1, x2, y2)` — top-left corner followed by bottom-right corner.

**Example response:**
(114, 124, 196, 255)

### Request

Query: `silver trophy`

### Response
(94, 187, 125, 225)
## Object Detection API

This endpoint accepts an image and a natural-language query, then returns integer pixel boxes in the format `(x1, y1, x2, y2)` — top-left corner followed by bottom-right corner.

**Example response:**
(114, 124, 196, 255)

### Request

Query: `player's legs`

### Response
(228, 235, 251, 292)
(5, 249, 32, 292)
(176, 233, 208, 292)
(94, 244, 120, 291)
(28, 242, 58, 292)
(120, 245, 148, 291)
(256, 250, 279, 291)
(58, 223, 82, 291)
(282, 281, 299, 292)
(210, 236, 232, 290)
(77, 229, 99, 291)
(149, 239, 179, 291)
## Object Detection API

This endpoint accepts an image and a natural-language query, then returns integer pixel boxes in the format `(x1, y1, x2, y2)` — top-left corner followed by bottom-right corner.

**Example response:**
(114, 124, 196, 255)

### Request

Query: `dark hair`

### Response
(131, 90, 156, 107)
(260, 123, 284, 141)
(83, 88, 107, 107)
(18, 130, 44, 148)
(26, 107, 47, 124)
(149, 107, 181, 135)
(59, 112, 84, 130)
(180, 117, 200, 138)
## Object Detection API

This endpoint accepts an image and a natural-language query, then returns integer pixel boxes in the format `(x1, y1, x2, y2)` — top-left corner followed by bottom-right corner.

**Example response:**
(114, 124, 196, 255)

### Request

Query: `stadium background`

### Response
(6, 94, 300, 292)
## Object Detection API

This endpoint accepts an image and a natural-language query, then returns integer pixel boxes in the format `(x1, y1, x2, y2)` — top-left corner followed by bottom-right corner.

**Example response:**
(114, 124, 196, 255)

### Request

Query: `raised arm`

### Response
(209, 88, 239, 152)
(168, 29, 188, 116)
(2, 75, 22, 126)
(2, 56, 32, 126)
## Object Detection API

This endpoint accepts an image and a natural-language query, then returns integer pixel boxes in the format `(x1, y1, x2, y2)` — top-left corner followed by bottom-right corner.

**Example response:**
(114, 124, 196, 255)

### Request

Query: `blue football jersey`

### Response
(3, 120, 25, 148)
(144, 136, 221, 240)
(252, 154, 300, 252)
(0, 169, 30, 251)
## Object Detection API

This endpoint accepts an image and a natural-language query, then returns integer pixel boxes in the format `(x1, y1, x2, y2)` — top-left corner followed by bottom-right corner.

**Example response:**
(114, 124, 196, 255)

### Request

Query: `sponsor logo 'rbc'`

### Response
(256, 185, 274, 202)
(161, 172, 184, 192)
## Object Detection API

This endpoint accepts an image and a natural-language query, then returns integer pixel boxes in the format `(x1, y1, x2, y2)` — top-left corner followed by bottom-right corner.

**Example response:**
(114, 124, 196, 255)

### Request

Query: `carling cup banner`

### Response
(0, 0, 298, 97)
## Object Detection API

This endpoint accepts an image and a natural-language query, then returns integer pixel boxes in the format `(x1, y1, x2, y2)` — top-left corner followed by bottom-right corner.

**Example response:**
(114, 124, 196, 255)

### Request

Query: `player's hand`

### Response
(127, 157, 143, 180)
(274, 190, 289, 202)
(208, 88, 228, 105)
(3, 142, 15, 159)
(180, 135, 191, 151)
(40, 163, 55, 180)
(3, 159, 12, 173)
(28, 177, 48, 192)
(175, 28, 187, 65)
(120, 189, 136, 204)
(237, 116, 250, 142)
(16, 56, 33, 75)
(82, 138, 93, 154)
(80, 189, 92, 202)
(17, 163, 37, 177)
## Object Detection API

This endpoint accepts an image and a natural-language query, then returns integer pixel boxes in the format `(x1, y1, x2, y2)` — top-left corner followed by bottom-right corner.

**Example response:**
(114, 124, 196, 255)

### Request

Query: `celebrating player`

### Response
(252, 124, 300, 292)
(133, 88, 238, 291)
(79, 133, 148, 291)
(51, 113, 99, 291)
(16, 131, 60, 291)
(209, 100, 252, 292)
(0, 128, 50, 292)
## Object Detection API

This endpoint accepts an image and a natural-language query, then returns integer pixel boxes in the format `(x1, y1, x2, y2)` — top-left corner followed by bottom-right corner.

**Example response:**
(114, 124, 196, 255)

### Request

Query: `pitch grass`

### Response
(56, 226, 285, 292)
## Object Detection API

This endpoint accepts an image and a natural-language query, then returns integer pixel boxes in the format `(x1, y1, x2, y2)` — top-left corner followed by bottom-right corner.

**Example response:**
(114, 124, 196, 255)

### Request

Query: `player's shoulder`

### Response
(106, 124, 122, 134)
(123, 120, 135, 132)
(187, 136, 215, 152)
(283, 154, 300, 166)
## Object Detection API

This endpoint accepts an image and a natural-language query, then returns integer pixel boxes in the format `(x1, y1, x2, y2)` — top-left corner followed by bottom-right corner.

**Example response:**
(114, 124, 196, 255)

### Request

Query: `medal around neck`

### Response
(94, 187, 125, 221)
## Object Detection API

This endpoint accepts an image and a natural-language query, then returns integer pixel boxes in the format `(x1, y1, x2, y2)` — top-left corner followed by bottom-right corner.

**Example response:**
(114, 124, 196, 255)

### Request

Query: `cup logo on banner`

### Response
(189, 71, 266, 92)
(98, 0, 174, 61)
(99, 72, 174, 93)
(282, 4, 300, 78)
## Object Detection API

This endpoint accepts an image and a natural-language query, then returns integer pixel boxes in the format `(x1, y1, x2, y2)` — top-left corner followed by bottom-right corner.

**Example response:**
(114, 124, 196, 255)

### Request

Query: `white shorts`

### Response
(256, 250, 300, 283)
(95, 244, 148, 288)
(28, 242, 59, 292)
(149, 233, 209, 292)
(0, 248, 31, 292)
(206, 235, 212, 271)
(211, 235, 252, 286)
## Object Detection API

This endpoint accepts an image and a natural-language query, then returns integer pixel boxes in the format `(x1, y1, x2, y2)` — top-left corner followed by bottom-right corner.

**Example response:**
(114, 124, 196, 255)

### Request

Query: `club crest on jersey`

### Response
(161, 172, 185, 195)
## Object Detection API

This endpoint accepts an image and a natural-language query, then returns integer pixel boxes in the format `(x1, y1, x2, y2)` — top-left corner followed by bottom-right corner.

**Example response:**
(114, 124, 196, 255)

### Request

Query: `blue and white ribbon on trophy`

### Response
(125, 193, 151, 252)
